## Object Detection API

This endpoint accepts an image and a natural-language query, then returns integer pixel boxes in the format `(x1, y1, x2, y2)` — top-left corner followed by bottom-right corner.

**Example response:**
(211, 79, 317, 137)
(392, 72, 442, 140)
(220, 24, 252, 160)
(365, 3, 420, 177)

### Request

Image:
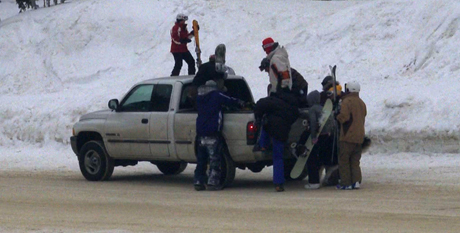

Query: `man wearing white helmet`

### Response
(170, 13, 197, 76)
(335, 81, 367, 190)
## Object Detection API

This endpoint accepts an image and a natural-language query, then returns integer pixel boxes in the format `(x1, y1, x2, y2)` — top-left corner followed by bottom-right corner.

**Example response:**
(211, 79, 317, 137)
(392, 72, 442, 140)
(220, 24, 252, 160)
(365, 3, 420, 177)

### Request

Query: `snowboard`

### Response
(215, 44, 227, 73)
(192, 20, 202, 67)
(290, 99, 334, 179)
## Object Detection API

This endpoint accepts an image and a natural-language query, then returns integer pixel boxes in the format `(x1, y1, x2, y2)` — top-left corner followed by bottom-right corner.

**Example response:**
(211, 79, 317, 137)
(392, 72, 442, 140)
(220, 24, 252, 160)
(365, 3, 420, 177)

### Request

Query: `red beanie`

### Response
(262, 37, 275, 54)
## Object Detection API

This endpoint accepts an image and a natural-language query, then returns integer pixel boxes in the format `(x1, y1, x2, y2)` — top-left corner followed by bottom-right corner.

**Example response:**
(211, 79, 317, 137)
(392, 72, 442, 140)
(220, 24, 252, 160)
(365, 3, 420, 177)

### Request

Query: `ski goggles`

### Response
(262, 42, 274, 49)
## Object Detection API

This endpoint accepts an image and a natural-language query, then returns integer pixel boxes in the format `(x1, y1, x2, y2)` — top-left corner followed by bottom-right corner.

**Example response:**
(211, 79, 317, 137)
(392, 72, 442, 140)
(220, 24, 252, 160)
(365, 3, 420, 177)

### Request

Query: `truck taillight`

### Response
(246, 121, 257, 145)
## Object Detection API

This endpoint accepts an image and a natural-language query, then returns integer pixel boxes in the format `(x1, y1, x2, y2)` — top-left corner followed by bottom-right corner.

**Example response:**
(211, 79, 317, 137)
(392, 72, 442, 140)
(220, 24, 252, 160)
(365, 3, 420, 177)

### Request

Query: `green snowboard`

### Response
(290, 99, 334, 179)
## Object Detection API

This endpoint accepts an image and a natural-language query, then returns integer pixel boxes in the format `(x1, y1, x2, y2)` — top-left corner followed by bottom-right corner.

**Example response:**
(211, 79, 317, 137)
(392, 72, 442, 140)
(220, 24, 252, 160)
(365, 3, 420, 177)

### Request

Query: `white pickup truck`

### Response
(70, 75, 306, 187)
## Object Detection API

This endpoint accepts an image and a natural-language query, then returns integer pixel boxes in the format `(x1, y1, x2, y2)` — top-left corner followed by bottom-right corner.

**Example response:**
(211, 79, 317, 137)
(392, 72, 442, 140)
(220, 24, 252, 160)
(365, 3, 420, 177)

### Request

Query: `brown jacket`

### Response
(336, 92, 367, 144)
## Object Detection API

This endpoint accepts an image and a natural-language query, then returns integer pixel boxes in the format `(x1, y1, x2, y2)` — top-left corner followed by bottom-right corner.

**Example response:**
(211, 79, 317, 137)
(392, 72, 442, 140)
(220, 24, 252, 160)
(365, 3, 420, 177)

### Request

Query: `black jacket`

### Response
(254, 92, 299, 142)
(192, 61, 226, 87)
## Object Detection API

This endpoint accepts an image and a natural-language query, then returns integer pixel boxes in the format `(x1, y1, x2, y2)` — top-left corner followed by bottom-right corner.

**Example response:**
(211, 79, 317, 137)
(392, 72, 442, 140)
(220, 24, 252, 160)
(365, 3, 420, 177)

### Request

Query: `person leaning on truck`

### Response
(254, 90, 299, 192)
(194, 80, 244, 191)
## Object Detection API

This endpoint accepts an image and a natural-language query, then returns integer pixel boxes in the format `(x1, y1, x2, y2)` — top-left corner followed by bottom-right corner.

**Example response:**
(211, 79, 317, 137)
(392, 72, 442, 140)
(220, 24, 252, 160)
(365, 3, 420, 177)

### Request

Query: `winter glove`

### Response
(190, 30, 194, 35)
(180, 38, 192, 44)
(312, 138, 318, 144)
(333, 111, 340, 121)
(259, 58, 270, 72)
(237, 100, 245, 108)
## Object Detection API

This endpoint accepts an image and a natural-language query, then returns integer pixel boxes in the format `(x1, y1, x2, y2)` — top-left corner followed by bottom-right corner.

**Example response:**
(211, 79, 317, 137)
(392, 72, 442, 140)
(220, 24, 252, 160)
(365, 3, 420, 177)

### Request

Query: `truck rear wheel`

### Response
(220, 146, 236, 188)
(156, 162, 187, 175)
(78, 141, 114, 181)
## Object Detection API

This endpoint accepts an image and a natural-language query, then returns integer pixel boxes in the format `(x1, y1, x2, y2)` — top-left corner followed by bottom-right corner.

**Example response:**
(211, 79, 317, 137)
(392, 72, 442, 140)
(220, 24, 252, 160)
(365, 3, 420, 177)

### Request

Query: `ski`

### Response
(192, 20, 202, 67)
(330, 65, 339, 164)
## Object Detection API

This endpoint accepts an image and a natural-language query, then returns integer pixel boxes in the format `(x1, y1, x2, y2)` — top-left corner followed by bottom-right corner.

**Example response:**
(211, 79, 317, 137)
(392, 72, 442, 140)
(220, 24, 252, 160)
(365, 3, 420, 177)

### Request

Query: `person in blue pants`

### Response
(254, 91, 299, 192)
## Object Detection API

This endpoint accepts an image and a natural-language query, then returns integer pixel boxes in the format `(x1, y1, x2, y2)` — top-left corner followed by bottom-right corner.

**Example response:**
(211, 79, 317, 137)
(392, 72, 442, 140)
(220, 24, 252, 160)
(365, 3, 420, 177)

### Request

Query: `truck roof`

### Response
(136, 75, 246, 85)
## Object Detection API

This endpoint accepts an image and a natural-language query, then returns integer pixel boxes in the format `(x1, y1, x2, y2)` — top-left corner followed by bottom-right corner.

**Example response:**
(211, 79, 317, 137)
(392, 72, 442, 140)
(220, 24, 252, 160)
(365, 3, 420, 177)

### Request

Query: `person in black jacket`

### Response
(318, 75, 344, 186)
(254, 91, 299, 192)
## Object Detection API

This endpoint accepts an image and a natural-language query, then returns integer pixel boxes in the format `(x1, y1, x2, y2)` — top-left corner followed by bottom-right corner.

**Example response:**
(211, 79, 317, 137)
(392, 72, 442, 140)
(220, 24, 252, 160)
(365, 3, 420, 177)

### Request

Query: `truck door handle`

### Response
(141, 119, 148, 124)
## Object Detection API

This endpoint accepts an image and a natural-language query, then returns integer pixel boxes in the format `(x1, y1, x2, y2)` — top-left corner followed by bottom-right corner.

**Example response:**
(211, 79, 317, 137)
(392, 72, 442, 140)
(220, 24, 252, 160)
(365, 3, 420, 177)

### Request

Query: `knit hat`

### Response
(262, 37, 275, 54)
(209, 54, 216, 61)
(321, 76, 333, 86)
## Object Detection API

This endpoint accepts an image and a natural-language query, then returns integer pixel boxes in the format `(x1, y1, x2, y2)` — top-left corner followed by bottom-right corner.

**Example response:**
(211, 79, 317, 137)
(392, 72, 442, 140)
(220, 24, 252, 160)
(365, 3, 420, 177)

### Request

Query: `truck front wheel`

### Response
(156, 162, 187, 175)
(78, 141, 114, 181)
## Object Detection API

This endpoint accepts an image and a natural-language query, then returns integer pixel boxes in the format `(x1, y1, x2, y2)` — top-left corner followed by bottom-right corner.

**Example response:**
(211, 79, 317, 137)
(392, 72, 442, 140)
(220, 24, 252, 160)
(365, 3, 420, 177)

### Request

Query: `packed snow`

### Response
(0, 0, 459, 172)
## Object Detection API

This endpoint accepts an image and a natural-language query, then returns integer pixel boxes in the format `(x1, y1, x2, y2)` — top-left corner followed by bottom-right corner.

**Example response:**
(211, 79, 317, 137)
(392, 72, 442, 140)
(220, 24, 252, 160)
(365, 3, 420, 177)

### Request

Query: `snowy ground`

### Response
(0, 0, 459, 174)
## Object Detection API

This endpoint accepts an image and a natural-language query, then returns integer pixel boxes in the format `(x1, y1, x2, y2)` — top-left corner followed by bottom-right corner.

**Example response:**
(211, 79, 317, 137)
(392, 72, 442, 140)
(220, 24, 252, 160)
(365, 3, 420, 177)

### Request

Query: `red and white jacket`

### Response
(170, 22, 193, 53)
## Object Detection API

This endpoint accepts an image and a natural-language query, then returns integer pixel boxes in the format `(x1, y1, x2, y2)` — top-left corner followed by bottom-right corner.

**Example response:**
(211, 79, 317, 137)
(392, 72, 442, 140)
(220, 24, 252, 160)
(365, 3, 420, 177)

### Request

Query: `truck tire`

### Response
(78, 141, 114, 181)
(220, 146, 236, 188)
(156, 162, 187, 175)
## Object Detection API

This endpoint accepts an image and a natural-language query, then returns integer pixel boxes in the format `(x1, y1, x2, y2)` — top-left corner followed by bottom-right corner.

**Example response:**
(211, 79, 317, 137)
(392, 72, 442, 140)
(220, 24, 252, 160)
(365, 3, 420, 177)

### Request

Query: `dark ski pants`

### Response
(318, 134, 338, 166)
(259, 129, 285, 185)
(194, 136, 222, 186)
(171, 51, 196, 76)
(300, 132, 338, 184)
(338, 141, 362, 186)
(307, 144, 320, 184)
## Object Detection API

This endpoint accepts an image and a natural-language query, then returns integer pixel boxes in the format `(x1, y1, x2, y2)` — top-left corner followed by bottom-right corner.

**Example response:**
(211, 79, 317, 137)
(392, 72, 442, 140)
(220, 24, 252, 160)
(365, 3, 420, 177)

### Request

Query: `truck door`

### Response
(173, 83, 198, 162)
(105, 84, 153, 158)
(148, 84, 173, 157)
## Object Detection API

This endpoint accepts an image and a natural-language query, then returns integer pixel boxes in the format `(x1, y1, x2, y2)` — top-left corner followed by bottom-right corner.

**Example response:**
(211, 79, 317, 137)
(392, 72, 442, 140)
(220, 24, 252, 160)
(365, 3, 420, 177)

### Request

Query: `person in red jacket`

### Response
(170, 13, 196, 76)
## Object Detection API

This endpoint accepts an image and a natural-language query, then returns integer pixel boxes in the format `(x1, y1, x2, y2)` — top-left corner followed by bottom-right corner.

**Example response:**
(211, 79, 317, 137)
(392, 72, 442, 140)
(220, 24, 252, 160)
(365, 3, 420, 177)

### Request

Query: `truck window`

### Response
(178, 78, 253, 112)
(224, 79, 253, 103)
(119, 84, 154, 112)
(179, 84, 196, 111)
(152, 84, 173, 112)
(118, 84, 172, 112)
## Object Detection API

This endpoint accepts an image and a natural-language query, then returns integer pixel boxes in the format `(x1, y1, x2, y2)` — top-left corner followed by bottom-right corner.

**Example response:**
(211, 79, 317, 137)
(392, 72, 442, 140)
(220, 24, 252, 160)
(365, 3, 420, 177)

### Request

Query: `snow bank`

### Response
(0, 0, 459, 153)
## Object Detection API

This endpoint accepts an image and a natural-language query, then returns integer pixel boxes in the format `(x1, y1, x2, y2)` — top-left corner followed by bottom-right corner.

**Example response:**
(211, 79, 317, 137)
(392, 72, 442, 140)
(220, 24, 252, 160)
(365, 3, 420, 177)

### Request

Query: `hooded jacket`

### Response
(196, 84, 240, 137)
(306, 90, 323, 142)
(336, 92, 367, 143)
(266, 45, 292, 93)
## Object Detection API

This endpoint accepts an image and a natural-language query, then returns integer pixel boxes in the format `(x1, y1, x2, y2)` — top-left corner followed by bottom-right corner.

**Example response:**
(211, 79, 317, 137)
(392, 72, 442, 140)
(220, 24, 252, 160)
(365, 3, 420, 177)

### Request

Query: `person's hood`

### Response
(198, 81, 218, 96)
(307, 90, 320, 106)
(266, 43, 287, 60)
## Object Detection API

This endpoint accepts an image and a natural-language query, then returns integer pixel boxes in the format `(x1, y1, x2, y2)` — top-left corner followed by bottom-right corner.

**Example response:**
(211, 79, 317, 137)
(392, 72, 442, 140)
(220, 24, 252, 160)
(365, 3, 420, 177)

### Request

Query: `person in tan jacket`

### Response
(335, 81, 367, 190)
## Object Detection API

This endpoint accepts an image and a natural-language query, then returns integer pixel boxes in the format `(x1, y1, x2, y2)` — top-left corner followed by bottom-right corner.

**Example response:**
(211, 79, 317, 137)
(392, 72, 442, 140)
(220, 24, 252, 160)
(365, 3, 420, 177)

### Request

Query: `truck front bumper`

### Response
(70, 136, 79, 156)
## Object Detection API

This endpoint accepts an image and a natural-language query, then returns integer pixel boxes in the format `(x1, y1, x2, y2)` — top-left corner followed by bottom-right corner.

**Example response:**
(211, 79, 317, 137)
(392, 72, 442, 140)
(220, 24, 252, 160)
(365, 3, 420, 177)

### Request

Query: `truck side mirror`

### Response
(108, 99, 119, 111)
